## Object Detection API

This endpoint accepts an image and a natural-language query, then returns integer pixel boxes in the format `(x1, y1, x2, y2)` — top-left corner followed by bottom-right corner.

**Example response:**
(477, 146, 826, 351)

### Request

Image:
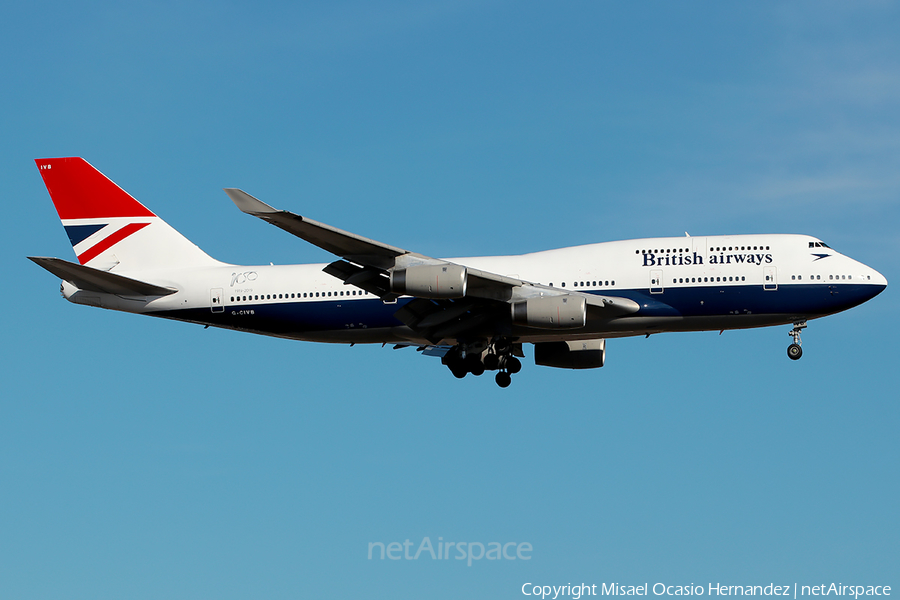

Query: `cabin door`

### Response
(210, 288, 225, 312)
(650, 270, 664, 294)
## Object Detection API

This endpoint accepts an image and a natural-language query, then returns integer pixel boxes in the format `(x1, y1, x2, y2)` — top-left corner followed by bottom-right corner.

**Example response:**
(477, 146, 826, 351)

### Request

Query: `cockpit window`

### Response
(809, 241, 831, 249)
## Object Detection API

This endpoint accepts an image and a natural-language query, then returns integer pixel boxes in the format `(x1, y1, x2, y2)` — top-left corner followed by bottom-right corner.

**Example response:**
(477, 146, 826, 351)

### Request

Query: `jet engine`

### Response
(390, 264, 467, 299)
(511, 295, 586, 329)
(534, 339, 606, 369)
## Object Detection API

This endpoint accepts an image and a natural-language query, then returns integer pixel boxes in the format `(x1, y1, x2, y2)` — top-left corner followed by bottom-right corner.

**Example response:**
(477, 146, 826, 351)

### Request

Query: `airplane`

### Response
(30, 157, 887, 387)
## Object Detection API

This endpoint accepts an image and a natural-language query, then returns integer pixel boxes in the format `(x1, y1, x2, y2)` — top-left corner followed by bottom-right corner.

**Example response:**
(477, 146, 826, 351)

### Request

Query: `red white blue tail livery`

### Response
(36, 157, 219, 270)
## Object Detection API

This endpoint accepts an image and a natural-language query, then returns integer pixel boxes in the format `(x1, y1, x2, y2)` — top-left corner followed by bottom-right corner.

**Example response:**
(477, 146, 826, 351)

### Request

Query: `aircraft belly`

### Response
(148, 298, 411, 341)
(146, 283, 884, 345)
(602, 283, 882, 320)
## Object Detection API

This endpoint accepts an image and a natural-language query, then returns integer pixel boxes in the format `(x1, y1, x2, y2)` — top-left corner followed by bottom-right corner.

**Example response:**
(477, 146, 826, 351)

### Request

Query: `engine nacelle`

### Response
(534, 339, 606, 369)
(511, 295, 586, 329)
(390, 264, 467, 299)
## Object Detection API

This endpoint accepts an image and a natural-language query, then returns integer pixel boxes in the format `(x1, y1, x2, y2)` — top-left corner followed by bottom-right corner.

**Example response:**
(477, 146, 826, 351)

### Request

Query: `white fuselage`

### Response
(62, 233, 887, 345)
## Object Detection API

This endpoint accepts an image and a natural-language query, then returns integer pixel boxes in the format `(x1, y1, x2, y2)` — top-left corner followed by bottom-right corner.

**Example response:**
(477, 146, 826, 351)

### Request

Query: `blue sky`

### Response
(2, 2, 898, 599)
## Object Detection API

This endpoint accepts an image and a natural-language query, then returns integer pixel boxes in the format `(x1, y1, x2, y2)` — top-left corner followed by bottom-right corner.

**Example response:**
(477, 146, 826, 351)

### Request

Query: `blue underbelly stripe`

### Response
(150, 283, 886, 336)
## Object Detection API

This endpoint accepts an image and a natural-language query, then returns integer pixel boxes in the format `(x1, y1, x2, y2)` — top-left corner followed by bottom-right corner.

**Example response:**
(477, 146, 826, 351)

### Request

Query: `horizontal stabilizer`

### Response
(28, 257, 177, 297)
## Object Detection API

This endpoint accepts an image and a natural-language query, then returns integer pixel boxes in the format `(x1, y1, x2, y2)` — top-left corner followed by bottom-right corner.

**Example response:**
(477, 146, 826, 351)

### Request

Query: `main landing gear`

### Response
(787, 321, 807, 360)
(442, 338, 522, 387)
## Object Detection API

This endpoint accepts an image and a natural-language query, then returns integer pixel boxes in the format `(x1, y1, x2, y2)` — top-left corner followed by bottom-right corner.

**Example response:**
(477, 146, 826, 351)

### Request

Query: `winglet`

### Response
(224, 188, 278, 215)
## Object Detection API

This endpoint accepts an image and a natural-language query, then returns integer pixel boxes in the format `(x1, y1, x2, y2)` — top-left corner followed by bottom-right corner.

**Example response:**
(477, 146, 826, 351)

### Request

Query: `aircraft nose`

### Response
(866, 266, 888, 296)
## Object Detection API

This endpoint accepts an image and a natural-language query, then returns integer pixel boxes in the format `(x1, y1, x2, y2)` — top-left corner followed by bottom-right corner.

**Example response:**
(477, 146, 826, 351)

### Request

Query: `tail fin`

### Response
(35, 157, 221, 271)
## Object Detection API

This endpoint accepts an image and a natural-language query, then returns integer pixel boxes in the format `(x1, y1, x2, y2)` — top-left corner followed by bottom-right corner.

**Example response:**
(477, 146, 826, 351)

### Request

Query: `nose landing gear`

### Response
(787, 321, 807, 360)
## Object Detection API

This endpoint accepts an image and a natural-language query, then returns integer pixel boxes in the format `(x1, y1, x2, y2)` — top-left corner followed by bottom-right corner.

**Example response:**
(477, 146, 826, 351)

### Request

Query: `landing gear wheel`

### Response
(483, 353, 500, 370)
(787, 321, 807, 361)
(505, 356, 522, 374)
(495, 371, 512, 388)
(444, 351, 467, 378)
(465, 354, 485, 376)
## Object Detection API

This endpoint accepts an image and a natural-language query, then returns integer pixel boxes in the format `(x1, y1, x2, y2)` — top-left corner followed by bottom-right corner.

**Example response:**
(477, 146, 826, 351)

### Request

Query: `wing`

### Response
(225, 189, 639, 342)
(224, 188, 525, 301)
